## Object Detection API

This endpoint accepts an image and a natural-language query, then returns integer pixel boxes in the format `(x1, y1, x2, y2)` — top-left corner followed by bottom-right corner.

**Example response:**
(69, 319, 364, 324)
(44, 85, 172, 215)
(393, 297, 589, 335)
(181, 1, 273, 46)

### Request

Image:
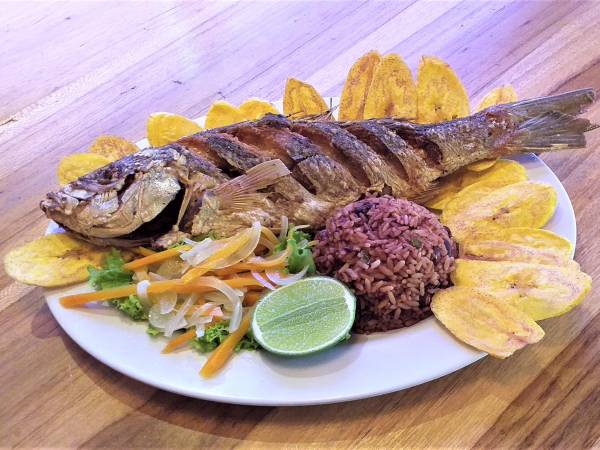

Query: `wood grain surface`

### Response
(1, 1, 600, 448)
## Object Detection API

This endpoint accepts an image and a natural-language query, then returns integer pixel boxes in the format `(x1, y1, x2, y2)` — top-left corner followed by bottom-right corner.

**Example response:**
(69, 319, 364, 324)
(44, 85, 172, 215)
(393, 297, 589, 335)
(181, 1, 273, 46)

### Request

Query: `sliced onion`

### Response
(229, 300, 243, 333)
(164, 294, 197, 337)
(148, 272, 167, 281)
(157, 291, 177, 314)
(266, 265, 309, 286)
(156, 257, 188, 279)
(210, 221, 261, 269)
(179, 238, 224, 266)
(148, 304, 187, 331)
(189, 303, 219, 320)
(251, 271, 277, 290)
(246, 245, 291, 266)
(258, 236, 276, 252)
(190, 277, 243, 332)
(204, 291, 231, 307)
(279, 216, 289, 241)
(136, 280, 151, 307)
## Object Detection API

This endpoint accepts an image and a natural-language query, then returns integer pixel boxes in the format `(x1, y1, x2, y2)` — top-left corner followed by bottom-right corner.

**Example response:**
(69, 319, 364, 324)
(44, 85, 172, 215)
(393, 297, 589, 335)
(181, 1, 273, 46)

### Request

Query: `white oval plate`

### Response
(45, 100, 576, 405)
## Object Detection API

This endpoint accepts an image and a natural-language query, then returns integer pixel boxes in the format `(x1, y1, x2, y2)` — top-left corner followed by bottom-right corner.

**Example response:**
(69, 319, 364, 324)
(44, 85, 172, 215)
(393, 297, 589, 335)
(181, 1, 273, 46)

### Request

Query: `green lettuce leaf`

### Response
(87, 249, 146, 321)
(190, 322, 259, 353)
(274, 227, 316, 275)
(88, 249, 133, 290)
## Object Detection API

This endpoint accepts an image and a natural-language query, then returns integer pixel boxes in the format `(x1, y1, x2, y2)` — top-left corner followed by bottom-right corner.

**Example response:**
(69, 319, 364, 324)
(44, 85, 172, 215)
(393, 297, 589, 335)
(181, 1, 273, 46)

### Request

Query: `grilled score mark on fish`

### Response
(41, 89, 598, 248)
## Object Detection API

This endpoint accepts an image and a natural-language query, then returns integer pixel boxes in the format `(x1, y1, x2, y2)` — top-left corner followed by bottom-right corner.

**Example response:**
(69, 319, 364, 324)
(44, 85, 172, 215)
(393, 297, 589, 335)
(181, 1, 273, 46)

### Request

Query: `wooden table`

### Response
(1, 1, 599, 448)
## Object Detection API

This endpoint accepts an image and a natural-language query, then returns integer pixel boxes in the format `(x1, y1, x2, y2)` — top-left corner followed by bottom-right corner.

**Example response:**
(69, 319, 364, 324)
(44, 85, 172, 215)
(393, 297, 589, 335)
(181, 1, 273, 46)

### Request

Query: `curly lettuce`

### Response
(191, 322, 259, 353)
(87, 249, 146, 321)
(274, 226, 316, 274)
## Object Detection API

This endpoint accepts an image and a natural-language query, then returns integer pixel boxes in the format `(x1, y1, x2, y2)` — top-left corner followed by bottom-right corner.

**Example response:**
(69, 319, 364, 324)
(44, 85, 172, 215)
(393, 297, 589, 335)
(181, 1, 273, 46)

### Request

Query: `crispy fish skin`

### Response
(42, 89, 597, 247)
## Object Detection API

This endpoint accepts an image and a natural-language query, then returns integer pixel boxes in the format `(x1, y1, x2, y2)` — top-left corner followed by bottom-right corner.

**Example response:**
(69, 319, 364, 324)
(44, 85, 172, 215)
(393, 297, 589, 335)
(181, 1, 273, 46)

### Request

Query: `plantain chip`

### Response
(239, 98, 279, 120)
(432, 286, 544, 358)
(338, 50, 382, 120)
(416, 56, 470, 124)
(426, 160, 526, 211)
(442, 181, 555, 242)
(3, 234, 107, 287)
(363, 53, 417, 120)
(473, 227, 573, 258)
(283, 78, 328, 118)
(477, 84, 518, 112)
(466, 159, 497, 172)
(147, 112, 203, 147)
(57, 153, 112, 187)
(425, 170, 467, 210)
(443, 160, 528, 218)
(452, 259, 591, 321)
(89, 135, 139, 162)
(461, 239, 578, 269)
(205, 101, 245, 129)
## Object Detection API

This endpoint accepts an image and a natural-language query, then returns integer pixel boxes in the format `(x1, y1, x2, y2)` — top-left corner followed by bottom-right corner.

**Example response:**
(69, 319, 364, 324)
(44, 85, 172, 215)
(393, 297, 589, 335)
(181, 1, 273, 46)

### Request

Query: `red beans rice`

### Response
(313, 196, 457, 333)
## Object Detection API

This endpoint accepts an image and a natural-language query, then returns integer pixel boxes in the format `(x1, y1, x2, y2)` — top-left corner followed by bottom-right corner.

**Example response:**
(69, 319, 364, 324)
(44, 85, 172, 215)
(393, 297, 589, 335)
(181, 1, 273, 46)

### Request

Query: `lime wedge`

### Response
(251, 277, 356, 356)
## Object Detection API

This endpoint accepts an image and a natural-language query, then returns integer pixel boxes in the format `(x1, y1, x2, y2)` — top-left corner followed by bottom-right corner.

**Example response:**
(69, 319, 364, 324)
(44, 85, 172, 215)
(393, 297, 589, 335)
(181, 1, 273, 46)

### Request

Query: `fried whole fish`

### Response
(41, 89, 597, 247)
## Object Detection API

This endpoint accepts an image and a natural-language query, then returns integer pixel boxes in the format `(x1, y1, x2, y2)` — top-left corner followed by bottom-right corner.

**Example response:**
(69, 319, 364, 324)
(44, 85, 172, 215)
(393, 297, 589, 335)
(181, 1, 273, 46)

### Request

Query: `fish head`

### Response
(41, 147, 219, 246)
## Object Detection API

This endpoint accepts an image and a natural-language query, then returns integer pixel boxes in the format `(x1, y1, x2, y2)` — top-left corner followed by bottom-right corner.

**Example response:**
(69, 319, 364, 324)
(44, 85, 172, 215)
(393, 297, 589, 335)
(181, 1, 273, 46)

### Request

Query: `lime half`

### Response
(252, 277, 356, 356)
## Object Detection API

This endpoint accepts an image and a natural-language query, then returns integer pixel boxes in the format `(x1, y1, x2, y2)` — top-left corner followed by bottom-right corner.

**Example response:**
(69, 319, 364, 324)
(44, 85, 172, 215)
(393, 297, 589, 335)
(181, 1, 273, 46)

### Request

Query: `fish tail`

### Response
(500, 88, 598, 153)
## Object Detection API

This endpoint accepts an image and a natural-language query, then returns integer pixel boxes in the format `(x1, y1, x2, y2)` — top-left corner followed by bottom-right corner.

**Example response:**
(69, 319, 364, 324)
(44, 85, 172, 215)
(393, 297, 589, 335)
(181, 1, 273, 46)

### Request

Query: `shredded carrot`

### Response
(223, 277, 263, 288)
(60, 285, 137, 307)
(200, 312, 253, 378)
(244, 291, 264, 306)
(181, 264, 212, 283)
(123, 245, 191, 271)
(60, 277, 265, 308)
(136, 246, 156, 257)
(182, 229, 253, 283)
(260, 226, 279, 245)
(162, 328, 197, 353)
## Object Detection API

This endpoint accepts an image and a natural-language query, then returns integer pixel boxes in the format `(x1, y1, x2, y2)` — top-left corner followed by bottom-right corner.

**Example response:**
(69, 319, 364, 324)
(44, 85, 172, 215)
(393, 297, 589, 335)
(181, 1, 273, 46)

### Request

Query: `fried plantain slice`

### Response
(442, 181, 556, 242)
(466, 159, 497, 172)
(416, 56, 470, 123)
(363, 53, 417, 120)
(89, 135, 139, 162)
(426, 160, 526, 211)
(147, 112, 203, 147)
(432, 286, 544, 358)
(338, 50, 382, 120)
(452, 259, 591, 321)
(239, 98, 279, 120)
(461, 239, 578, 268)
(57, 153, 112, 186)
(283, 78, 328, 118)
(473, 227, 573, 258)
(4, 234, 107, 287)
(477, 84, 518, 112)
(204, 101, 246, 129)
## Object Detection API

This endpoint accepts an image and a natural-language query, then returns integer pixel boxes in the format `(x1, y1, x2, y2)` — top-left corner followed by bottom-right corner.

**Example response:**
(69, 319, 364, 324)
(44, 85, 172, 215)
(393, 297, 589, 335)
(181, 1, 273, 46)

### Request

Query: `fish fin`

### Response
(493, 88, 598, 153)
(499, 88, 595, 117)
(504, 111, 598, 153)
(211, 159, 290, 211)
